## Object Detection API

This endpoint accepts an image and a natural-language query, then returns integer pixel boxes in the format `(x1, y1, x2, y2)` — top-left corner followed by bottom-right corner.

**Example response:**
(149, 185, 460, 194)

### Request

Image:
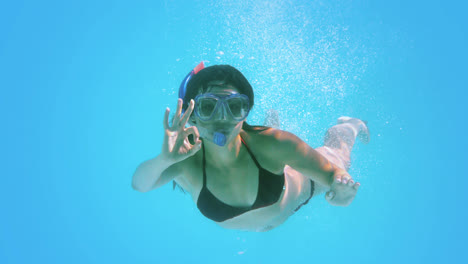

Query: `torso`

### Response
(174, 129, 312, 232)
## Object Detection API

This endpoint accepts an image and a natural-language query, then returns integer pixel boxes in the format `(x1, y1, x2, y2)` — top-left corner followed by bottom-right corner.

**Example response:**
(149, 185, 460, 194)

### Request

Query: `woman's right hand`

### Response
(162, 98, 202, 164)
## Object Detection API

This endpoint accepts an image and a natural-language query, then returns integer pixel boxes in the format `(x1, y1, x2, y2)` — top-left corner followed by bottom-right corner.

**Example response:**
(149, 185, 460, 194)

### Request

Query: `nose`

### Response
(213, 103, 228, 120)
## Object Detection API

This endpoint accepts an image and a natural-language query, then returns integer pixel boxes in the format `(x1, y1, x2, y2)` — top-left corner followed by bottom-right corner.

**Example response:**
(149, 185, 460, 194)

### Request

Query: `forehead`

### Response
(203, 81, 239, 95)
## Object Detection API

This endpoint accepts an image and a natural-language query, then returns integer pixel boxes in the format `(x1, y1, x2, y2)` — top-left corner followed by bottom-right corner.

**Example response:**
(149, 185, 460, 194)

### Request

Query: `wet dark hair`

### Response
(173, 64, 269, 193)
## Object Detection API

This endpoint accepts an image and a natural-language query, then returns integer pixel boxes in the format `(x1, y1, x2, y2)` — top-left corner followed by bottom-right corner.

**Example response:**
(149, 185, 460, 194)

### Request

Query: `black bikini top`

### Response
(196, 136, 285, 222)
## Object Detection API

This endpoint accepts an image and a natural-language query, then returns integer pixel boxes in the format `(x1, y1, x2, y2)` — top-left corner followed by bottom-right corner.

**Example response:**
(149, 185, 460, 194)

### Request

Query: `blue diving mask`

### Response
(194, 93, 250, 122)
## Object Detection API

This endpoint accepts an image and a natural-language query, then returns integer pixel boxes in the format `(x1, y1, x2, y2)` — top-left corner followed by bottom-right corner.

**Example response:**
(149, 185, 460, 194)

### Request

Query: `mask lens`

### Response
(197, 97, 218, 118)
(227, 97, 248, 119)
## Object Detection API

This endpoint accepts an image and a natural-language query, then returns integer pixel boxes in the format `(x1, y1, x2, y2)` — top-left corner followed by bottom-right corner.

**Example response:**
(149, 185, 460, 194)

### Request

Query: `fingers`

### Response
(333, 173, 349, 184)
(180, 99, 195, 128)
(347, 179, 360, 190)
(334, 174, 342, 183)
(187, 139, 203, 157)
(172, 126, 200, 155)
(172, 127, 202, 159)
(173, 98, 183, 125)
(353, 182, 361, 190)
(185, 126, 200, 144)
(163, 107, 170, 129)
(166, 99, 190, 129)
(333, 173, 360, 189)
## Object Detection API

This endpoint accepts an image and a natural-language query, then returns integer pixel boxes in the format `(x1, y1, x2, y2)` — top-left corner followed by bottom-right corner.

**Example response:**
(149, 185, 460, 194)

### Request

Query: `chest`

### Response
(181, 147, 282, 207)
(197, 155, 261, 207)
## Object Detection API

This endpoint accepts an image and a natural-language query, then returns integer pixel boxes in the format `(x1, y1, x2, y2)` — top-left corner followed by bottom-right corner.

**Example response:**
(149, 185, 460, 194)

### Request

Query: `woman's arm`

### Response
(256, 128, 360, 206)
(132, 99, 201, 193)
(260, 129, 347, 188)
(132, 155, 181, 192)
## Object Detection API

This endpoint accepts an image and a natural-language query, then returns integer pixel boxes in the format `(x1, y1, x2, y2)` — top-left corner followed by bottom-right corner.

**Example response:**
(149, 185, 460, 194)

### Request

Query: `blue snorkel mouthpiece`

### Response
(213, 132, 227, 146)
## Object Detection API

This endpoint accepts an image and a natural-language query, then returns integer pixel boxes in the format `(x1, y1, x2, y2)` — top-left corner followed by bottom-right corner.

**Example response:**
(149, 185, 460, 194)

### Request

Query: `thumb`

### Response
(187, 140, 202, 156)
(325, 190, 335, 201)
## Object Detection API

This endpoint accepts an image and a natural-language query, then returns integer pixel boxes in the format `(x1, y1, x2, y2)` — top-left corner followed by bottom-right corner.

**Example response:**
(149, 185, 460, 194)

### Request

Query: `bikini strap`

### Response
(239, 136, 263, 169)
(201, 140, 207, 187)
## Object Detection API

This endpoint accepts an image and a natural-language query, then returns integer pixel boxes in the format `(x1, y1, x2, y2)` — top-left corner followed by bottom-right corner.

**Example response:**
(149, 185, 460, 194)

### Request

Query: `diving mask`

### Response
(194, 93, 250, 122)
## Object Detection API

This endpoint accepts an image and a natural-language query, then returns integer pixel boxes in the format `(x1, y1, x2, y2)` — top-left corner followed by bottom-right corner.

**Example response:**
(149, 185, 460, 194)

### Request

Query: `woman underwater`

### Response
(132, 63, 370, 232)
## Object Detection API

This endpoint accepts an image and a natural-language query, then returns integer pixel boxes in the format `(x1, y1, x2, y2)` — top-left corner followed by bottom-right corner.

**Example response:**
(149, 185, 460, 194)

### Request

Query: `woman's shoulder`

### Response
(242, 126, 301, 147)
(241, 127, 302, 168)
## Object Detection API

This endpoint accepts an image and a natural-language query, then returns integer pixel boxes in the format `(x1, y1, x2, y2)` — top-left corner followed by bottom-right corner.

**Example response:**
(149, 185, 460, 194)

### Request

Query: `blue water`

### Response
(2, 0, 466, 263)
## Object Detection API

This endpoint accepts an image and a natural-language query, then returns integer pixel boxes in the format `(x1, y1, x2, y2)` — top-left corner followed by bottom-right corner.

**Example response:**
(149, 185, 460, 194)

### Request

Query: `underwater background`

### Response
(1, 0, 467, 263)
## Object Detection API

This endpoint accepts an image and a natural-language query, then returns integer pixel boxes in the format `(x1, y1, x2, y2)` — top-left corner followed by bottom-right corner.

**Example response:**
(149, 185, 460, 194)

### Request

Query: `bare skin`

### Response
(264, 110, 367, 206)
(132, 84, 369, 231)
(317, 117, 369, 206)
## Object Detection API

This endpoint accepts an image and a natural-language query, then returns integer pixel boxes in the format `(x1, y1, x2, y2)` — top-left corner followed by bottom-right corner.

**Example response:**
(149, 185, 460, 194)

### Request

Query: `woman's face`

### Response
(191, 82, 246, 143)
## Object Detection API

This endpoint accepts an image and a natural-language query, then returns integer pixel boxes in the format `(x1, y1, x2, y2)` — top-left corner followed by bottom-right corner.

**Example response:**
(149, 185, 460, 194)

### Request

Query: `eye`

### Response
(229, 103, 240, 113)
(198, 98, 217, 116)
(227, 98, 245, 117)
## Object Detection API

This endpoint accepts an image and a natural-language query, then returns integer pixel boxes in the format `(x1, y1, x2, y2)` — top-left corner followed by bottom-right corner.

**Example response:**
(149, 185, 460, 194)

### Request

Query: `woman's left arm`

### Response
(250, 128, 360, 206)
(263, 129, 350, 188)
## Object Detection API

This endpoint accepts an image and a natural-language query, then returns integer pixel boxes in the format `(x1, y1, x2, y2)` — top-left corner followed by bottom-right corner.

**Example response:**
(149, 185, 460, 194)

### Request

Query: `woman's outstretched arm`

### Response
(259, 129, 360, 206)
(263, 129, 344, 187)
